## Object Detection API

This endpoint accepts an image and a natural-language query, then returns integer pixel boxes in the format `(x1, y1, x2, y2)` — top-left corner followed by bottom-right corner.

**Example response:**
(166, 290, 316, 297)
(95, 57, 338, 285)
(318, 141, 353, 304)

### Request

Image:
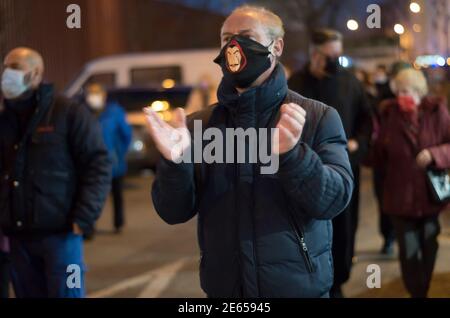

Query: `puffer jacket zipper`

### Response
(251, 92, 262, 297)
(231, 113, 245, 298)
(269, 104, 315, 274)
(286, 211, 315, 273)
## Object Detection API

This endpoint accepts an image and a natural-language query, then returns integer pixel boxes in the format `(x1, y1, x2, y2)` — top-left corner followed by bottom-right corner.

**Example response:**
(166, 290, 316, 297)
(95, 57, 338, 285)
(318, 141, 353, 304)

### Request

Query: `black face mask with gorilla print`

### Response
(214, 35, 274, 89)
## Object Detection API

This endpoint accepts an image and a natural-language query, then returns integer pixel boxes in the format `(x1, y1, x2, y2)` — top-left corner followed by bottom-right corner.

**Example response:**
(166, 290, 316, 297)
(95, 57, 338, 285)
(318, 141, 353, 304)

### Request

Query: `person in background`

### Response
(288, 29, 372, 298)
(0, 47, 111, 298)
(0, 95, 9, 299)
(85, 83, 132, 234)
(370, 62, 413, 255)
(355, 67, 396, 255)
(354, 69, 378, 112)
(374, 68, 450, 298)
(0, 232, 9, 298)
(373, 64, 393, 101)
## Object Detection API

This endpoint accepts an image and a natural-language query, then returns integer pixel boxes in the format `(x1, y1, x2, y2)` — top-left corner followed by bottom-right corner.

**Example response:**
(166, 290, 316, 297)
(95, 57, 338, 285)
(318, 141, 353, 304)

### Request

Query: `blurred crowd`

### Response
(288, 28, 450, 298)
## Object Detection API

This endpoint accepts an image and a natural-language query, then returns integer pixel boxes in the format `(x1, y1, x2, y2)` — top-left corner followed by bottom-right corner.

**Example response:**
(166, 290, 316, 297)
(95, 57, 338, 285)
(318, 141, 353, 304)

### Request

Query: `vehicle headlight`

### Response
(150, 100, 170, 112)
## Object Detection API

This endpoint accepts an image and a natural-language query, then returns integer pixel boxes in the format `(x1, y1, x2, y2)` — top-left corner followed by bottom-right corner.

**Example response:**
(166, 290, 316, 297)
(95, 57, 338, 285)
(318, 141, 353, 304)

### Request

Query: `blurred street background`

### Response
(83, 169, 450, 298)
(1, 0, 449, 298)
(1, 0, 448, 98)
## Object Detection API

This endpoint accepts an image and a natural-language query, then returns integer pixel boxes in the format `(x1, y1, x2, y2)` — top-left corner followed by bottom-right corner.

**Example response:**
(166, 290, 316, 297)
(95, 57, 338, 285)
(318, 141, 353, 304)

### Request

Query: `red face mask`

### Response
(397, 95, 417, 113)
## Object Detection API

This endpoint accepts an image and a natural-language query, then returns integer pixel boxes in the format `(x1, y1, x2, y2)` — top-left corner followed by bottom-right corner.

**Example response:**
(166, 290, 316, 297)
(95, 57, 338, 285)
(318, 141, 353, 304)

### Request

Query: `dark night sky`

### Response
(158, 0, 404, 37)
(160, 0, 394, 18)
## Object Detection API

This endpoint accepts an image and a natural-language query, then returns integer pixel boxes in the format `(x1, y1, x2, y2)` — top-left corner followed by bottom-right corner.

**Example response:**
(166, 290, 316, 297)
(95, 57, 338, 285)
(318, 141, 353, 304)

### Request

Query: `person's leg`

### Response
(419, 215, 441, 297)
(330, 163, 359, 298)
(331, 207, 352, 297)
(348, 164, 360, 261)
(9, 238, 47, 298)
(391, 216, 426, 298)
(42, 233, 85, 298)
(0, 251, 10, 298)
(380, 213, 396, 247)
(112, 176, 125, 231)
(373, 170, 395, 254)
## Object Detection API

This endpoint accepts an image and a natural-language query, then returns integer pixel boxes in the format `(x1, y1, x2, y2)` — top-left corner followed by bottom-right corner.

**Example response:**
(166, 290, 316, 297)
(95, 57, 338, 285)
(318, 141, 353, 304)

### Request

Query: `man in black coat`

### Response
(0, 47, 111, 297)
(146, 6, 353, 297)
(288, 29, 372, 297)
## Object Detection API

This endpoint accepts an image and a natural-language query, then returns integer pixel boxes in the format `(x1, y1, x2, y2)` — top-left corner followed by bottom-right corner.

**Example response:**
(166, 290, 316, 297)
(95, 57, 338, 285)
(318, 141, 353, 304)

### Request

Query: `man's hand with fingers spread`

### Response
(272, 103, 306, 155)
(144, 107, 191, 163)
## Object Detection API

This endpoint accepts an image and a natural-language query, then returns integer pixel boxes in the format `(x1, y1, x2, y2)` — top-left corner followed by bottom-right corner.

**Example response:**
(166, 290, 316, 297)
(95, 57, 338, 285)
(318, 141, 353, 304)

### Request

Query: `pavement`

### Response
(84, 168, 450, 298)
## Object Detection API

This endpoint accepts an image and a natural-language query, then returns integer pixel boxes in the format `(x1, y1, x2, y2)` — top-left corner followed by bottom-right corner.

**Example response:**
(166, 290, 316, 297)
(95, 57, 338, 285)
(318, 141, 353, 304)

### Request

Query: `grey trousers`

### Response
(391, 215, 440, 298)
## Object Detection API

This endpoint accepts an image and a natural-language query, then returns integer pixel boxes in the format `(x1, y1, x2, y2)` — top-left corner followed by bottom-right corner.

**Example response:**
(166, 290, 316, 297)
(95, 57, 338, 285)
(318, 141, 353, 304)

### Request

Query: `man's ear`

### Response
(23, 70, 33, 86)
(272, 38, 284, 58)
(29, 68, 43, 88)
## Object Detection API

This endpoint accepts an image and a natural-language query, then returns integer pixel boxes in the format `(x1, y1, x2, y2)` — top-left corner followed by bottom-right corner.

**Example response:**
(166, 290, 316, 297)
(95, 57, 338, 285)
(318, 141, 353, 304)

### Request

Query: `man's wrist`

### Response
(279, 143, 301, 167)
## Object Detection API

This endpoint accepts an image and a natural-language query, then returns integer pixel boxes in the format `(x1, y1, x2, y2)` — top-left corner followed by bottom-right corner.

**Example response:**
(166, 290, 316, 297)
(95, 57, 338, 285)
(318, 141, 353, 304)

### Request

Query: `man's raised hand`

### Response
(144, 107, 191, 163)
(272, 103, 306, 155)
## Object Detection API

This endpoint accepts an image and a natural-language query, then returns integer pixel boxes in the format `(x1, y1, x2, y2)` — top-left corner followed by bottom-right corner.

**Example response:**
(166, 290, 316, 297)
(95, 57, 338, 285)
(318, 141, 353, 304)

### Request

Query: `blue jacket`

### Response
(98, 102, 132, 178)
(152, 65, 354, 297)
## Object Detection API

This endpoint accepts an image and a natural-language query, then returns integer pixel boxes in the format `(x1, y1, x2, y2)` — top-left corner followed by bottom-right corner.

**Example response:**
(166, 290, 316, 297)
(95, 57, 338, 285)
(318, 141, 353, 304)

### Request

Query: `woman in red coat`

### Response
(375, 68, 450, 298)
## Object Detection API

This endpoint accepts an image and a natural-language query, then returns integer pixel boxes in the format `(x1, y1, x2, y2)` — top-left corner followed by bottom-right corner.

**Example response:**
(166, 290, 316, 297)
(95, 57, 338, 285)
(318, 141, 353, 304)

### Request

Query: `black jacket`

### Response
(0, 84, 111, 236)
(288, 65, 372, 164)
(152, 65, 354, 297)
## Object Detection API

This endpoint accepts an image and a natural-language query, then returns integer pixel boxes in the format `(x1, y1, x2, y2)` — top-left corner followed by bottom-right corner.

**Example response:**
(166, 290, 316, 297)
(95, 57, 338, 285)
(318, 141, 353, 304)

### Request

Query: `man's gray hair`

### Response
(229, 5, 285, 40)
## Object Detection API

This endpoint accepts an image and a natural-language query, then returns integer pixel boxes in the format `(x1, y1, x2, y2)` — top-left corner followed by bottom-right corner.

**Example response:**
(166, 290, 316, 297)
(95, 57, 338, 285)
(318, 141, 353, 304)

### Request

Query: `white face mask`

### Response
(1, 68, 29, 100)
(87, 94, 105, 110)
(374, 74, 387, 84)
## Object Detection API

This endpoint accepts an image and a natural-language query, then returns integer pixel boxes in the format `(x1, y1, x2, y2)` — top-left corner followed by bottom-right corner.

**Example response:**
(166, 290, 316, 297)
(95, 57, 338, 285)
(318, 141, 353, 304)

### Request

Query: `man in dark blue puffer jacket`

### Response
(146, 5, 354, 298)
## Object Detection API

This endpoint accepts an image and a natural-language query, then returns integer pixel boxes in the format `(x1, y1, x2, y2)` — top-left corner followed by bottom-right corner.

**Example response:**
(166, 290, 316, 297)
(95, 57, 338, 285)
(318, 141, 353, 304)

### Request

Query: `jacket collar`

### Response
(217, 63, 288, 117)
(6, 83, 55, 141)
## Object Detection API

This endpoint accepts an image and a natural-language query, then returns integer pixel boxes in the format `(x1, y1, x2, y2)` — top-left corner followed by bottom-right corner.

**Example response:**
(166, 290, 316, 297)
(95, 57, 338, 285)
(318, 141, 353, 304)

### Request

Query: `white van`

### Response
(64, 48, 223, 114)
(64, 49, 223, 170)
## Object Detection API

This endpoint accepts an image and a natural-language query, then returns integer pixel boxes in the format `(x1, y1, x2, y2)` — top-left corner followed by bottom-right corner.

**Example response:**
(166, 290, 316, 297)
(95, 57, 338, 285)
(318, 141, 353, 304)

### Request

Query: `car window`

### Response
(130, 66, 182, 87)
(108, 88, 192, 113)
(83, 73, 116, 89)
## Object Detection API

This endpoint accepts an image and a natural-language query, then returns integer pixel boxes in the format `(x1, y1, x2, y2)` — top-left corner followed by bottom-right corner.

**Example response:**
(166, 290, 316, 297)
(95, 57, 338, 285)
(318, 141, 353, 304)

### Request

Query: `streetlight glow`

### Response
(346, 19, 359, 31)
(394, 24, 405, 35)
(410, 2, 421, 13)
(162, 79, 175, 89)
(436, 56, 446, 67)
(339, 56, 350, 68)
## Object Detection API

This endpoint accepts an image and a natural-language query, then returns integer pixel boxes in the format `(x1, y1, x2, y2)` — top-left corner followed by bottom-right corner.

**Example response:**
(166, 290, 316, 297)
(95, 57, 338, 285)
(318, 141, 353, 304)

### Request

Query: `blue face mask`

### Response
(1, 68, 29, 100)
